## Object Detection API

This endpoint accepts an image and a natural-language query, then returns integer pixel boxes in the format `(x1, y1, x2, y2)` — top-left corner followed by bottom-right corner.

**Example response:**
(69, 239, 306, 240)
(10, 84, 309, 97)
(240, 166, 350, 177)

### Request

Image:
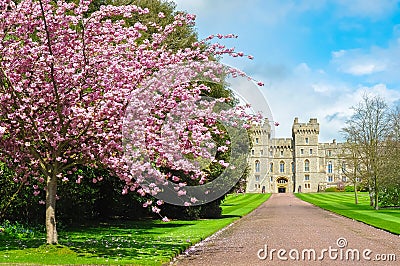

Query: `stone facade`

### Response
(246, 117, 345, 193)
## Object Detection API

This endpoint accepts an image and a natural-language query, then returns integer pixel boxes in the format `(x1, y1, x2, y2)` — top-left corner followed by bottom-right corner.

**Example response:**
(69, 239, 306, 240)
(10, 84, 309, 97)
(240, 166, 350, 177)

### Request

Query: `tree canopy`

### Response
(0, 0, 259, 244)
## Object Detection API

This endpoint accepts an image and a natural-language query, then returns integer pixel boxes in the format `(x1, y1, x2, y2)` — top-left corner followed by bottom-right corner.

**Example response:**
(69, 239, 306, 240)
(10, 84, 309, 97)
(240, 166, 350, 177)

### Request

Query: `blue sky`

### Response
(173, 0, 400, 142)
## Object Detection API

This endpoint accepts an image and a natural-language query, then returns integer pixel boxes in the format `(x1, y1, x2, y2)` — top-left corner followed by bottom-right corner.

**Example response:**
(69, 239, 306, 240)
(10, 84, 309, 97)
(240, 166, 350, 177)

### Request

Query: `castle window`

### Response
(305, 183, 310, 189)
(309, 148, 313, 155)
(280, 150, 284, 156)
(327, 176, 333, 182)
(277, 178, 287, 184)
(255, 175, 260, 181)
(291, 162, 295, 173)
(251, 150, 254, 156)
(255, 160, 260, 172)
(305, 137, 309, 144)
(356, 177, 361, 182)
(269, 150, 273, 156)
(255, 138, 259, 144)
(342, 176, 347, 182)
(304, 160, 310, 172)
(270, 162, 273, 172)
(305, 174, 310, 181)
(260, 150, 263, 156)
(270, 176, 273, 182)
(255, 184, 258, 189)
(327, 150, 332, 156)
(280, 161, 285, 173)
(300, 149, 304, 155)
(328, 161, 333, 173)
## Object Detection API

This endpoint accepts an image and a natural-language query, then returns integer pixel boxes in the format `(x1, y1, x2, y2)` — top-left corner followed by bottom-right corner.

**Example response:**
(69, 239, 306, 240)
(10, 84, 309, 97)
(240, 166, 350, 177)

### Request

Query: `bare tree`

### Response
(340, 141, 363, 204)
(342, 94, 392, 210)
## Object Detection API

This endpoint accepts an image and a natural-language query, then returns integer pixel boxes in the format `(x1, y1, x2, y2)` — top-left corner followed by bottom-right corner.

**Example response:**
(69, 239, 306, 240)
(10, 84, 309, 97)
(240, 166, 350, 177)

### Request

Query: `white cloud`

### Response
(262, 62, 400, 142)
(171, 0, 400, 143)
(353, 83, 400, 103)
(331, 39, 400, 82)
(312, 83, 334, 94)
(347, 63, 387, 75)
(294, 62, 311, 74)
(332, 50, 346, 58)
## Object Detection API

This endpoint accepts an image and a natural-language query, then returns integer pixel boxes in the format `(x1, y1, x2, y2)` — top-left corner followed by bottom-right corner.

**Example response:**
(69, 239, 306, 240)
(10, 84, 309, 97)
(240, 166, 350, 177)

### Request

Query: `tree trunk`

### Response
(369, 191, 374, 206)
(354, 182, 358, 205)
(46, 174, 58, 244)
(368, 181, 374, 206)
(374, 176, 379, 210)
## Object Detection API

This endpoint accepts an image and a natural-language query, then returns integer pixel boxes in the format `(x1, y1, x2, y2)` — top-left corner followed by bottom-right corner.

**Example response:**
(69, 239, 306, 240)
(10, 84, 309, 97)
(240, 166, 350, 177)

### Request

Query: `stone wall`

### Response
(246, 117, 345, 193)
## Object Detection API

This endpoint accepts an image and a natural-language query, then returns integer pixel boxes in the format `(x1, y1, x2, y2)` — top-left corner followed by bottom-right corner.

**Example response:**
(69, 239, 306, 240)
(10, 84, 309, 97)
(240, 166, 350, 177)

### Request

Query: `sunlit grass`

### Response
(0, 193, 270, 265)
(296, 192, 400, 235)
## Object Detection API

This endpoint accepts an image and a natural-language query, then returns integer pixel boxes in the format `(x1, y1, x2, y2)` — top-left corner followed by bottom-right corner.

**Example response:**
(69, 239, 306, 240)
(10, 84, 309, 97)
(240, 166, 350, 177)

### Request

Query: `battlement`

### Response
(292, 117, 319, 134)
(250, 118, 272, 136)
(319, 139, 337, 146)
(246, 117, 345, 195)
(319, 139, 343, 149)
(270, 138, 292, 149)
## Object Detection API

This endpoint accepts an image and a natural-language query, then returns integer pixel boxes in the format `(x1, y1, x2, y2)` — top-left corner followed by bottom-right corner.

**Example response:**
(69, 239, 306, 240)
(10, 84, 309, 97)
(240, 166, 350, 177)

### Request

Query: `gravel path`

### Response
(171, 193, 400, 265)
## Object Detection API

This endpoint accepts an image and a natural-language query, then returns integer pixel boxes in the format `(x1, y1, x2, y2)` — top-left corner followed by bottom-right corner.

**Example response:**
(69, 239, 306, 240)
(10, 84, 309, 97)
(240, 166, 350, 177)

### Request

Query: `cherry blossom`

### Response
(0, 0, 262, 243)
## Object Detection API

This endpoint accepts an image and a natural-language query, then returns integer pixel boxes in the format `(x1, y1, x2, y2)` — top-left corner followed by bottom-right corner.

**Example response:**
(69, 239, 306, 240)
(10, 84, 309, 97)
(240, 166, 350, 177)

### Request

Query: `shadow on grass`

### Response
(221, 214, 241, 218)
(0, 237, 45, 251)
(0, 219, 193, 259)
(59, 220, 197, 261)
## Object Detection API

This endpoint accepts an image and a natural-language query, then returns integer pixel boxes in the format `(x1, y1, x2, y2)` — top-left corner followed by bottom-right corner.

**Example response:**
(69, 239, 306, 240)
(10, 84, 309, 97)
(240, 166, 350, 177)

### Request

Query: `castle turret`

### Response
(245, 117, 344, 194)
(246, 119, 272, 193)
(292, 118, 320, 192)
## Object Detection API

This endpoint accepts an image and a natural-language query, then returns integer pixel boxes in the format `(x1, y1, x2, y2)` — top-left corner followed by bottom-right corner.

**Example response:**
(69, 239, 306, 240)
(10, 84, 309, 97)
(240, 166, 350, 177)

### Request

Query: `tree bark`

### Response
(46, 174, 58, 244)
(368, 181, 375, 207)
(354, 182, 358, 205)
(374, 176, 379, 210)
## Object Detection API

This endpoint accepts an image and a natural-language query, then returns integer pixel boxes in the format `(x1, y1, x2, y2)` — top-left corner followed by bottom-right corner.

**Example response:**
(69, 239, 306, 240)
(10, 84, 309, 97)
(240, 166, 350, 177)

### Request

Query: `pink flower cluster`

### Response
(0, 0, 262, 219)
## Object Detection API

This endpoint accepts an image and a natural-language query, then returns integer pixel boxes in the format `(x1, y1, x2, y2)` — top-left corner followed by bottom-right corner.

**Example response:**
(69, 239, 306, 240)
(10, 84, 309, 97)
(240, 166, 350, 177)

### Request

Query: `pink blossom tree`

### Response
(0, 0, 258, 244)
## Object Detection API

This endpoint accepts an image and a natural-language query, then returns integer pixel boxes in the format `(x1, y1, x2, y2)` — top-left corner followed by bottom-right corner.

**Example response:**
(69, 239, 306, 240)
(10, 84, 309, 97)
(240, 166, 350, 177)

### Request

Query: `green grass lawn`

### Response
(0, 193, 270, 265)
(296, 192, 400, 235)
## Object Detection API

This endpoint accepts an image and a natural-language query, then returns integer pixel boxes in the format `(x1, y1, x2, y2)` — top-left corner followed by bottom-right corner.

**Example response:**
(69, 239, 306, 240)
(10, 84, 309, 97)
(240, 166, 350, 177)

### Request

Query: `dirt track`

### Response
(171, 193, 400, 265)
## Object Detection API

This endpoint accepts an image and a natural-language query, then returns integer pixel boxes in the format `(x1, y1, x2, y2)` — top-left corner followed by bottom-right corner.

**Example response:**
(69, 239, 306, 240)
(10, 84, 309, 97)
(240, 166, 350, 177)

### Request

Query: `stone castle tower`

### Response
(246, 117, 343, 193)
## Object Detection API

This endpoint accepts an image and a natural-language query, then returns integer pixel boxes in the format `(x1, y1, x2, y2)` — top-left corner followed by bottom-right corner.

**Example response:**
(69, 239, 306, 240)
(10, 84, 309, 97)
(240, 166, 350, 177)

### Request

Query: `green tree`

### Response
(379, 107, 400, 207)
(89, 0, 199, 51)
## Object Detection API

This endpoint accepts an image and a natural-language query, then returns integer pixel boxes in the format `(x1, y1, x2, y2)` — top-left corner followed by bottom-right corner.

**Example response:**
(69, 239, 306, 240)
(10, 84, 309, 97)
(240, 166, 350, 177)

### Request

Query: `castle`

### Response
(246, 117, 346, 193)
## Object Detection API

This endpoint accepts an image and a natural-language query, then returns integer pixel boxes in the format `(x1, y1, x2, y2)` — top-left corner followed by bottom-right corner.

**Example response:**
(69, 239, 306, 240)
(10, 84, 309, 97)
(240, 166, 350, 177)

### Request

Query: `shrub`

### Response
(344, 186, 360, 192)
(57, 167, 149, 225)
(379, 186, 400, 207)
(160, 196, 224, 220)
(0, 220, 43, 239)
(1, 165, 149, 226)
(324, 187, 339, 192)
(0, 163, 45, 224)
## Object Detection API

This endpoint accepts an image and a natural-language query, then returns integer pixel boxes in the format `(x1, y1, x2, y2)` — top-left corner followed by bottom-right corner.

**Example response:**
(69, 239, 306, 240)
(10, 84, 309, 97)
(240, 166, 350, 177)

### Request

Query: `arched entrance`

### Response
(276, 177, 288, 193)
